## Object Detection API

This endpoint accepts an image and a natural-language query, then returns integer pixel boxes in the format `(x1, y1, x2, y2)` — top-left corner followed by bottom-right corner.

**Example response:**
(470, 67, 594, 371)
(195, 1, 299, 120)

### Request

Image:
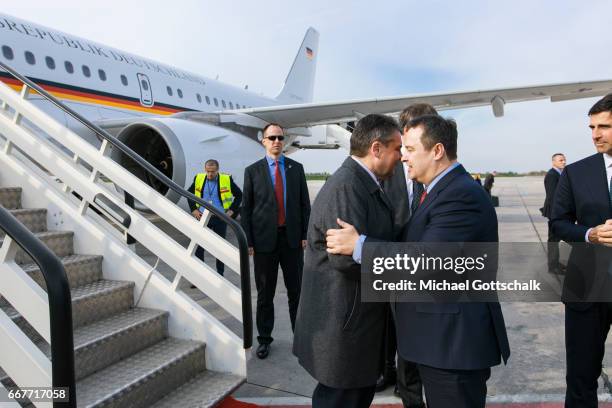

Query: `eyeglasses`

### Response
(265, 135, 285, 141)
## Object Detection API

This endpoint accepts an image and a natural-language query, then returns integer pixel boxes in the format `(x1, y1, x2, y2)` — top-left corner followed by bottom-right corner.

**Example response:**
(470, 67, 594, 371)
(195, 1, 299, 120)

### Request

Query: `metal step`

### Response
(0, 187, 21, 210)
(0, 254, 103, 309)
(23, 254, 103, 291)
(36, 308, 168, 380)
(0, 230, 74, 264)
(0, 208, 47, 238)
(71, 279, 134, 328)
(76, 338, 206, 408)
(150, 370, 244, 408)
(3, 279, 134, 335)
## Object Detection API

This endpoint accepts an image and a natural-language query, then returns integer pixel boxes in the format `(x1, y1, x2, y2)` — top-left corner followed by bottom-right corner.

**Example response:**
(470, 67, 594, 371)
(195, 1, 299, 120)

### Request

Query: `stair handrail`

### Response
(0, 60, 252, 349)
(0, 206, 76, 408)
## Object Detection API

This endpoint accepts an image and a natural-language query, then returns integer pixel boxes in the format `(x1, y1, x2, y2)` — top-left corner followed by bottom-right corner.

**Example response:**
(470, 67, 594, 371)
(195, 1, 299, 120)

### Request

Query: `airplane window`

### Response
(205, 96, 210, 105)
(213, 98, 218, 107)
(141, 80, 149, 91)
(98, 69, 107, 81)
(166, 86, 173, 96)
(65, 61, 74, 74)
(82, 65, 91, 77)
(177, 89, 183, 98)
(120, 75, 128, 86)
(221, 100, 227, 109)
(24, 51, 36, 65)
(229, 102, 234, 109)
(2, 46, 14, 60)
(196, 94, 202, 103)
(45, 56, 55, 70)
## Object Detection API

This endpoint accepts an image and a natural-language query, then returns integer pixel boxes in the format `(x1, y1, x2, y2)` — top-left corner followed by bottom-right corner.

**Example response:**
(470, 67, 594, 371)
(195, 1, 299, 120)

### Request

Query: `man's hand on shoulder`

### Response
(326, 218, 358, 255)
(589, 220, 612, 246)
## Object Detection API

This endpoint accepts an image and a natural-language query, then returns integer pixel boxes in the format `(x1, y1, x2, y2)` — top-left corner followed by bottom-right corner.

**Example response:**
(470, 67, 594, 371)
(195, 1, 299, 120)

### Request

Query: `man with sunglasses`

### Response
(241, 123, 311, 359)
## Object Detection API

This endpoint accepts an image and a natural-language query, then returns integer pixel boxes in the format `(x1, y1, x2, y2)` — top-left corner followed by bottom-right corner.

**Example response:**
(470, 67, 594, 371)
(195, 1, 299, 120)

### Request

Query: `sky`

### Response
(2, 0, 611, 173)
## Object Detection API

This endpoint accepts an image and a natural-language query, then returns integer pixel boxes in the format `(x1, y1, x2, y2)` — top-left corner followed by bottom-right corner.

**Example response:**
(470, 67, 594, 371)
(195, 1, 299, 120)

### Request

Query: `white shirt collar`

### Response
(604, 153, 612, 169)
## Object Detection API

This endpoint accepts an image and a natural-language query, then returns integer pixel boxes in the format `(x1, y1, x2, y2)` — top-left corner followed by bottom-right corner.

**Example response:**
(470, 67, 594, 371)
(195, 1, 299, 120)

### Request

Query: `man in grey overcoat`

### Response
(293, 114, 402, 408)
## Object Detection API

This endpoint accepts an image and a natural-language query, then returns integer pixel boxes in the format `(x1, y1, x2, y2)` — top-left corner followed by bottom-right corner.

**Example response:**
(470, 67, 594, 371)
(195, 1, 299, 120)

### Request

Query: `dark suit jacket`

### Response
(541, 168, 561, 218)
(381, 161, 410, 238)
(293, 157, 395, 388)
(241, 157, 310, 252)
(484, 173, 495, 191)
(551, 153, 612, 309)
(186, 174, 242, 217)
(393, 164, 510, 370)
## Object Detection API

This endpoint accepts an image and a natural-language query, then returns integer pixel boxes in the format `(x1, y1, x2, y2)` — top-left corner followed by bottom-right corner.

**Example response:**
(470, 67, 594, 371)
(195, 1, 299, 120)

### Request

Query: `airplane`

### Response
(1, 12, 611, 207)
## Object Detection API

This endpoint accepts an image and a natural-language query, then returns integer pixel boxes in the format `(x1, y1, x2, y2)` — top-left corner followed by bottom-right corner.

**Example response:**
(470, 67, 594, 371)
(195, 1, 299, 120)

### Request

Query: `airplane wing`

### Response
(233, 79, 612, 128)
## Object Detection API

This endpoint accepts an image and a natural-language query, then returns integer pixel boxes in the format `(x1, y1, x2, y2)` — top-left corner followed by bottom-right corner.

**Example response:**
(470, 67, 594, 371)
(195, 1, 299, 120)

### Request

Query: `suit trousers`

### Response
(547, 220, 561, 271)
(417, 364, 490, 408)
(195, 215, 228, 276)
(312, 382, 375, 408)
(397, 357, 425, 408)
(254, 227, 302, 345)
(384, 310, 425, 408)
(565, 303, 612, 408)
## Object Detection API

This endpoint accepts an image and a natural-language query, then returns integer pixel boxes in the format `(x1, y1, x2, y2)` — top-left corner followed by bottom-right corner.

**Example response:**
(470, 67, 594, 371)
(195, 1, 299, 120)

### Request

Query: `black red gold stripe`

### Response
(0, 71, 193, 115)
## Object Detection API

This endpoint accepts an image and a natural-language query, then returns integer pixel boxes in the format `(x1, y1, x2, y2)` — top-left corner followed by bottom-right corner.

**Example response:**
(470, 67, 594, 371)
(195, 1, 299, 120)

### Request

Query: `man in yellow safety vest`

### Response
(187, 159, 242, 275)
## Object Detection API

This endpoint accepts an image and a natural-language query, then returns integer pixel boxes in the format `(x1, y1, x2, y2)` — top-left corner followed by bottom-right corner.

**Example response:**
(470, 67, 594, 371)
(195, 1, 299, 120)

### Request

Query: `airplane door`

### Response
(137, 73, 154, 107)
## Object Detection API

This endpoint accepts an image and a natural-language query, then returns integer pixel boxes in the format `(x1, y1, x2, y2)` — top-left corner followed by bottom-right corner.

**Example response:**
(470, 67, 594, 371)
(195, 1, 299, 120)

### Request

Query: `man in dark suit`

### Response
(293, 114, 401, 408)
(484, 170, 496, 196)
(541, 153, 566, 273)
(376, 104, 437, 408)
(241, 123, 310, 359)
(551, 94, 612, 407)
(327, 115, 510, 408)
(187, 159, 242, 276)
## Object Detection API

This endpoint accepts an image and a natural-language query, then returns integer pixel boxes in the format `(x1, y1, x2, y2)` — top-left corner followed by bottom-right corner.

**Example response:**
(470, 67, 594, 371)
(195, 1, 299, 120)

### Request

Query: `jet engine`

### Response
(109, 117, 263, 206)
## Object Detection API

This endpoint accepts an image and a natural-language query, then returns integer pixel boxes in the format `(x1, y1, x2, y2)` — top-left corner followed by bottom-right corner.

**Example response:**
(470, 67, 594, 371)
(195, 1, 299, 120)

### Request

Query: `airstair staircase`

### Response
(0, 63, 251, 407)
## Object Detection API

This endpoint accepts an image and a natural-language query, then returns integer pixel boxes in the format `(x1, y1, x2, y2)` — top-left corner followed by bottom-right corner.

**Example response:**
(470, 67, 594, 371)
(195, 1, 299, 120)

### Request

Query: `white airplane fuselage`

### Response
(0, 14, 308, 201)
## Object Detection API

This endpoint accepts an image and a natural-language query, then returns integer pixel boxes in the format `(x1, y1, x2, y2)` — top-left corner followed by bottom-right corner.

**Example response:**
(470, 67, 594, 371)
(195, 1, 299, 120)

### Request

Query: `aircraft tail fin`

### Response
(275, 27, 319, 105)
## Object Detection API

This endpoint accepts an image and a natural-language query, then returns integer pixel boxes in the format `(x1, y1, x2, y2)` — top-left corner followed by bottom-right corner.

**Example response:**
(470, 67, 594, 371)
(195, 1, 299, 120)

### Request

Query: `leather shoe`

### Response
(256, 343, 270, 359)
(375, 370, 397, 392)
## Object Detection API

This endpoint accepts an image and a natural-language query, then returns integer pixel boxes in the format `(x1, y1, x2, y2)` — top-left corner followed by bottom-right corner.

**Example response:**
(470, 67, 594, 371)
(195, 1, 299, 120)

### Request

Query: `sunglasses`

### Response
(265, 135, 285, 141)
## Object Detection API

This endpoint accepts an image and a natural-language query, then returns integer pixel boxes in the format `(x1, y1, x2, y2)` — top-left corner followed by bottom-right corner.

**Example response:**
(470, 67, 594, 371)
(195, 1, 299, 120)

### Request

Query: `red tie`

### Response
(275, 160, 286, 226)
(419, 190, 427, 205)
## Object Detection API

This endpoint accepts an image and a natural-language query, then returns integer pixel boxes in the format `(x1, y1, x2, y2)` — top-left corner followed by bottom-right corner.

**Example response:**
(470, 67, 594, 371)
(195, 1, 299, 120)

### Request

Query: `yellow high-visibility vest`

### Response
(194, 173, 234, 210)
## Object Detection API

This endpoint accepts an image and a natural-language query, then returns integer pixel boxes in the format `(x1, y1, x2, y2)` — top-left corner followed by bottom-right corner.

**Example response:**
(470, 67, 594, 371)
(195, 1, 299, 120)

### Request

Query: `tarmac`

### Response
(141, 176, 612, 406)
